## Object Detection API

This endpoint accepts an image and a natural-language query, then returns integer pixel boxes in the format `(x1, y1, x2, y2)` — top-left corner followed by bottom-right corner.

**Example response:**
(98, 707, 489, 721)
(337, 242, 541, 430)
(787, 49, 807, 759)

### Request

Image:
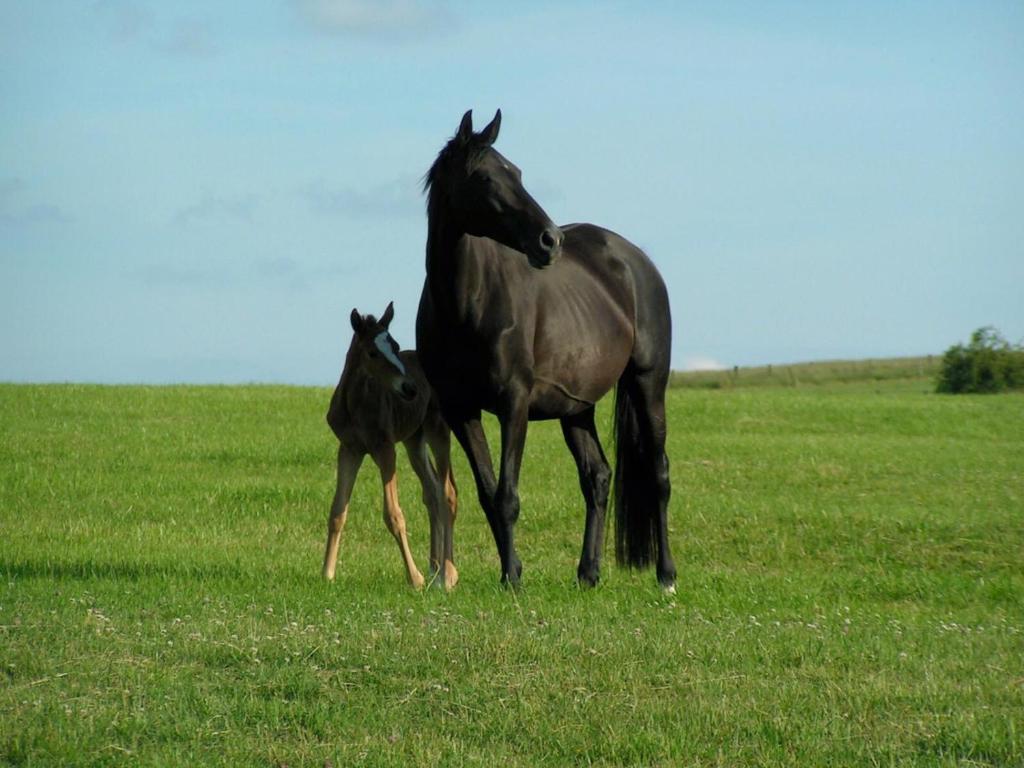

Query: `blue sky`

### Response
(2, 1, 1022, 384)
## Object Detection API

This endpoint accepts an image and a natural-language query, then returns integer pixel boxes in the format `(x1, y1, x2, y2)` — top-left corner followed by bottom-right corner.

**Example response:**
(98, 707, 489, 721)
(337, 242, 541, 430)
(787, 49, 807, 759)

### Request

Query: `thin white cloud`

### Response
(299, 177, 421, 218)
(290, 0, 452, 38)
(94, 2, 218, 58)
(0, 177, 28, 214)
(161, 20, 218, 58)
(93, 0, 152, 41)
(173, 192, 257, 227)
(137, 256, 358, 289)
(0, 177, 72, 227)
(682, 356, 727, 372)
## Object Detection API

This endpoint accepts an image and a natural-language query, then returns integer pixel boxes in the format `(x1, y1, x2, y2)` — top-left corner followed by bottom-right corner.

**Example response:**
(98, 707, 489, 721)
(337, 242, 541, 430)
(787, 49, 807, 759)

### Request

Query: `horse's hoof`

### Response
(576, 568, 600, 589)
(430, 562, 458, 591)
(500, 556, 523, 588)
(658, 566, 677, 595)
(500, 570, 522, 589)
(444, 562, 459, 591)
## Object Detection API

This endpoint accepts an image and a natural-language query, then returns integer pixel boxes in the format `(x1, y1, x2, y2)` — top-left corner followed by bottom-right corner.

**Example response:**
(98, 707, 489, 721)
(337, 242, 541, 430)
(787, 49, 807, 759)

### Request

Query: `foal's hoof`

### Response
(430, 562, 459, 591)
(443, 561, 459, 591)
(409, 571, 426, 590)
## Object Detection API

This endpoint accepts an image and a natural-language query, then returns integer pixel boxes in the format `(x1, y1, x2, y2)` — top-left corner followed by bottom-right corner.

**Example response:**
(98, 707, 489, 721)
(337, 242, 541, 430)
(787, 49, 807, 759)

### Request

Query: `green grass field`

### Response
(1, 375, 1022, 766)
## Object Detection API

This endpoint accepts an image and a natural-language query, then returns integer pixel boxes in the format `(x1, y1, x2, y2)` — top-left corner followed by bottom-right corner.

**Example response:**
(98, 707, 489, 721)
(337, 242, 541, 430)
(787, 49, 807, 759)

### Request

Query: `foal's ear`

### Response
(456, 110, 473, 144)
(380, 301, 395, 329)
(350, 308, 363, 334)
(479, 109, 501, 146)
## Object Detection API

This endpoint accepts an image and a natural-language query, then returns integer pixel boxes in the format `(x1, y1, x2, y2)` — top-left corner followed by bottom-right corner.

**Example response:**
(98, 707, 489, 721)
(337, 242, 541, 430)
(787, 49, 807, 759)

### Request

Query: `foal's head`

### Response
(425, 109, 563, 269)
(348, 302, 418, 402)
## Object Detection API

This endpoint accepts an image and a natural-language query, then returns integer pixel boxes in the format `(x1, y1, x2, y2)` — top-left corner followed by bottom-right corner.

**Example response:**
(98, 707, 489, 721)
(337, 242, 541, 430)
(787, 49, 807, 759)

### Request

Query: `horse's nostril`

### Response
(540, 229, 557, 251)
(401, 381, 418, 400)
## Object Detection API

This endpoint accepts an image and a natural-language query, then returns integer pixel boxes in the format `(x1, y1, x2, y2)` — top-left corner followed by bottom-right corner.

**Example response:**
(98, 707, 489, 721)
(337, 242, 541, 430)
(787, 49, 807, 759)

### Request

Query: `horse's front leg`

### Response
(323, 445, 363, 581)
(446, 411, 505, 577)
(372, 445, 425, 589)
(494, 394, 529, 586)
(424, 414, 459, 590)
(403, 430, 457, 591)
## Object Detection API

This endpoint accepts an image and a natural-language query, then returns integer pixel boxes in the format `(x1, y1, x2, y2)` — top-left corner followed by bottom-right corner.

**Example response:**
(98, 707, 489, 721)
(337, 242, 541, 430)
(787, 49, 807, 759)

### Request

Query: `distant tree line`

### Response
(936, 327, 1024, 394)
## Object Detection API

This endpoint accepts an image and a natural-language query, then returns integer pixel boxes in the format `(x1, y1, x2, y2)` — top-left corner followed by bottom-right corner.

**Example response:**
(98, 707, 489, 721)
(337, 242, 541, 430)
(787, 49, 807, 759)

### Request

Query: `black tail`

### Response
(612, 367, 657, 569)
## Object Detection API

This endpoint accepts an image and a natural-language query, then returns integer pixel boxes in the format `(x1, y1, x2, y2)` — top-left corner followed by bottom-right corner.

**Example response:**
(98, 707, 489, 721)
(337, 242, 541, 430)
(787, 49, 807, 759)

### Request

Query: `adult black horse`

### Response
(416, 109, 676, 591)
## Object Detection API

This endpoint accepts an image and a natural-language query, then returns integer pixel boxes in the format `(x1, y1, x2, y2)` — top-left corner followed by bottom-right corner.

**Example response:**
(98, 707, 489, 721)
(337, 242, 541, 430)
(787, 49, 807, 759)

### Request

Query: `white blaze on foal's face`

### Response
(374, 332, 406, 376)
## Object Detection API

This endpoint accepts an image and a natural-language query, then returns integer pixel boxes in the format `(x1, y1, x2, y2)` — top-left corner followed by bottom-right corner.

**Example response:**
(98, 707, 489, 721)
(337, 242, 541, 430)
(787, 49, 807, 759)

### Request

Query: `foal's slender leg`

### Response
(372, 445, 425, 589)
(424, 417, 459, 589)
(403, 430, 456, 590)
(323, 446, 364, 581)
(561, 408, 611, 587)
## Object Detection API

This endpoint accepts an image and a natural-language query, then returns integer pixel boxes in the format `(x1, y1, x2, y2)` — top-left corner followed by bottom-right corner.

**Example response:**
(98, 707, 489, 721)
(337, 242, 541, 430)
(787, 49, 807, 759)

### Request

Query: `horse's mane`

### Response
(422, 134, 490, 210)
(326, 334, 361, 437)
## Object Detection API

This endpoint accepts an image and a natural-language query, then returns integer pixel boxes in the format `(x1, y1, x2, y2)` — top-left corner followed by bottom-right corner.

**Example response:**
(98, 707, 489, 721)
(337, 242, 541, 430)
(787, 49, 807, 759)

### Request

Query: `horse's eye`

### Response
(368, 350, 379, 359)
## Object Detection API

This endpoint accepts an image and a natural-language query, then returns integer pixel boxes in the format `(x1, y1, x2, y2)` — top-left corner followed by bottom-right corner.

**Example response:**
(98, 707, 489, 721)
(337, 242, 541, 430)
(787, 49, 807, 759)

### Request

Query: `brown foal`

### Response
(323, 302, 457, 589)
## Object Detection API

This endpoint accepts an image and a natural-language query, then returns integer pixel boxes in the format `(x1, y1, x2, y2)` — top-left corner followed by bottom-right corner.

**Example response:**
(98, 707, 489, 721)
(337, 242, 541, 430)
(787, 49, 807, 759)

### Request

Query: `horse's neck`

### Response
(425, 206, 491, 316)
(333, 364, 409, 446)
(334, 340, 362, 401)
(333, 344, 381, 420)
(425, 207, 458, 298)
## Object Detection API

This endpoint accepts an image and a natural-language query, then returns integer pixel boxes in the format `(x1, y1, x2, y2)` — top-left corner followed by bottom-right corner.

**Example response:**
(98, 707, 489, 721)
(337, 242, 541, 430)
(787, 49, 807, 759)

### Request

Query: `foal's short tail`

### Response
(612, 368, 657, 569)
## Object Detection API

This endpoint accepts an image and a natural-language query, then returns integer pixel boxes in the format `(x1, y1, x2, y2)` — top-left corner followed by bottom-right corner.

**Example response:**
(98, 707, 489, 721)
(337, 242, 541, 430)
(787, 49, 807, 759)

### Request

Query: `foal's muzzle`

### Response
(398, 380, 418, 401)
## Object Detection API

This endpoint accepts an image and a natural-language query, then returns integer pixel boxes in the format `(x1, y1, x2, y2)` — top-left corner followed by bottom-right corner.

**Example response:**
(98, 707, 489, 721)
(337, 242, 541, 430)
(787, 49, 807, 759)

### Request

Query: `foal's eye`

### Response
(368, 351, 379, 359)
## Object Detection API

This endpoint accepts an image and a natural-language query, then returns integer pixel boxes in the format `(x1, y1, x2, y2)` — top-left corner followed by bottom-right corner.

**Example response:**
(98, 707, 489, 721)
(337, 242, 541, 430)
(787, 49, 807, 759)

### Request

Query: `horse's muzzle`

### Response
(529, 226, 563, 269)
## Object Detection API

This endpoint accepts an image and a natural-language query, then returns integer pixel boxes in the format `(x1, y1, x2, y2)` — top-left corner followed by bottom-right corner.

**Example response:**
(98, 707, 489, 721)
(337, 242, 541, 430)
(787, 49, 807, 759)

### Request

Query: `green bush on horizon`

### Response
(936, 326, 1024, 394)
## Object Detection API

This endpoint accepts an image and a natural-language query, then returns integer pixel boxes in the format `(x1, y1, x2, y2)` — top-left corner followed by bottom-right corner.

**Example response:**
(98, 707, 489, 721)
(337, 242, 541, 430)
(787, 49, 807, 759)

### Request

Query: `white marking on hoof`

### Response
(662, 584, 676, 596)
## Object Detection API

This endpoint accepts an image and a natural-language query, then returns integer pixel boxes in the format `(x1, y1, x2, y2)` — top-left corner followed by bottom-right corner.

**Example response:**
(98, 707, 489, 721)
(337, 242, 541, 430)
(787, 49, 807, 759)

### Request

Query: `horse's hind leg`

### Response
(424, 414, 458, 589)
(373, 445, 426, 589)
(323, 446, 363, 581)
(561, 407, 611, 587)
(629, 367, 677, 591)
(403, 429, 457, 590)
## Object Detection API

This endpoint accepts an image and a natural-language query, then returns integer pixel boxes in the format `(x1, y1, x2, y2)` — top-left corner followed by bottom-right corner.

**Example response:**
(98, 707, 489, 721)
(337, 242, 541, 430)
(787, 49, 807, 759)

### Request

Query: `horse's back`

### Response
(559, 223, 669, 310)
(529, 223, 670, 404)
(568, 223, 671, 373)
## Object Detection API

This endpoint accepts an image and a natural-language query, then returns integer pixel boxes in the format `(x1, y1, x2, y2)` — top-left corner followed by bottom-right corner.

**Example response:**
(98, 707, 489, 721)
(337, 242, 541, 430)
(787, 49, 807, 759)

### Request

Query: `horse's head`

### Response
(426, 109, 563, 269)
(348, 302, 419, 402)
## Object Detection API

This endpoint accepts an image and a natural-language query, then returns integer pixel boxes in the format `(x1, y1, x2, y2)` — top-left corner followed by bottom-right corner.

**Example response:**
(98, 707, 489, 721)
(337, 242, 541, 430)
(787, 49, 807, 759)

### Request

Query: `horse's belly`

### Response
(527, 379, 601, 420)
(529, 344, 629, 419)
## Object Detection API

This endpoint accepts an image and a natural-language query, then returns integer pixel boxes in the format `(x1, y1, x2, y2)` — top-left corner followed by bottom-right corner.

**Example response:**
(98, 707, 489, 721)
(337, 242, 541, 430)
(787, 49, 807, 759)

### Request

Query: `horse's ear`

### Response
(380, 301, 394, 329)
(350, 308, 363, 334)
(479, 109, 501, 146)
(456, 110, 473, 144)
